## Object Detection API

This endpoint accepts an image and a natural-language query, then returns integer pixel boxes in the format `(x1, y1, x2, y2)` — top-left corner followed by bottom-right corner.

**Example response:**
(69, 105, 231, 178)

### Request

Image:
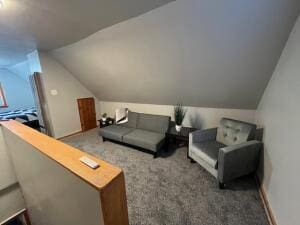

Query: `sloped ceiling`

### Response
(8, 61, 31, 81)
(51, 0, 300, 109)
(0, 0, 173, 68)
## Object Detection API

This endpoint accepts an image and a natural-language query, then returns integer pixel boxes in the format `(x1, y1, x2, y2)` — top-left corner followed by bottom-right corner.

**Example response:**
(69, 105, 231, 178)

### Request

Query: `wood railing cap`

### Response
(0, 120, 123, 190)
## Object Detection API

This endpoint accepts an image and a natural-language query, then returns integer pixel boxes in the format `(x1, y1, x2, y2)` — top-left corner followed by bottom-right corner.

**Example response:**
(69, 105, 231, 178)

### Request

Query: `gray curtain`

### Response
(29, 73, 53, 136)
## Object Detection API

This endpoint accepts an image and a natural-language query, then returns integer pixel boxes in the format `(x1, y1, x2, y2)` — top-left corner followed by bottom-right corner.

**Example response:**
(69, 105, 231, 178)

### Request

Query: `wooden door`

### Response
(77, 98, 97, 131)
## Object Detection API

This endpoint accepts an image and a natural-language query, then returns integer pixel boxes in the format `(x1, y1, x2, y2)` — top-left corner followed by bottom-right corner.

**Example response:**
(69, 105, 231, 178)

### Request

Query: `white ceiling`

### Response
(0, 0, 173, 68)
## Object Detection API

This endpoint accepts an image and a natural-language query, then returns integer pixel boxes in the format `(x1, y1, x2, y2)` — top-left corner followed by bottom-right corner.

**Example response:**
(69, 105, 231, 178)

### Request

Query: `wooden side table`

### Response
(165, 123, 197, 158)
(98, 118, 114, 128)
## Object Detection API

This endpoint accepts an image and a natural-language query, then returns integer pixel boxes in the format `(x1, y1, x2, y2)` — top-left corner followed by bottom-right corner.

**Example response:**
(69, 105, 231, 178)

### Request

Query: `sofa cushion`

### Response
(190, 141, 226, 169)
(121, 111, 139, 128)
(99, 125, 134, 142)
(123, 129, 165, 152)
(137, 113, 170, 134)
(216, 118, 257, 146)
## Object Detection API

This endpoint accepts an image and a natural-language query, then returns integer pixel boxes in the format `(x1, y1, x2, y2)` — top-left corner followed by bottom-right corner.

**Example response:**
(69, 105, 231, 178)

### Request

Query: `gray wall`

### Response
(100, 101, 256, 129)
(52, 0, 300, 109)
(0, 127, 17, 190)
(8, 61, 31, 81)
(255, 16, 300, 225)
(39, 52, 100, 138)
(0, 69, 35, 113)
(0, 127, 25, 223)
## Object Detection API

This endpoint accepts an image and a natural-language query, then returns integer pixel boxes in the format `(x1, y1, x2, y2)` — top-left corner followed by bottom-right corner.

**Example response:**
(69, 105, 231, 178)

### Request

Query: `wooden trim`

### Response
(57, 130, 82, 140)
(23, 210, 32, 225)
(0, 82, 8, 108)
(100, 172, 129, 225)
(255, 176, 277, 225)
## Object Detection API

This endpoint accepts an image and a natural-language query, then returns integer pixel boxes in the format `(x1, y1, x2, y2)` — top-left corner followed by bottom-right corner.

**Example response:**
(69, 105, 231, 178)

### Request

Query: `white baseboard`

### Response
(57, 130, 82, 140)
(255, 176, 277, 225)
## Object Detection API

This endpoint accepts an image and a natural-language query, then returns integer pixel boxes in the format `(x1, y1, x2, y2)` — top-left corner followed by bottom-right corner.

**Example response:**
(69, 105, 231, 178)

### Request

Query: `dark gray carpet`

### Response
(63, 129, 268, 225)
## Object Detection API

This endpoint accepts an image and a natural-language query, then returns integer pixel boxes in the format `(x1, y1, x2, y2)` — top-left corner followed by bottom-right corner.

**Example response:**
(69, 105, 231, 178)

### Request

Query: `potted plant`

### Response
(174, 104, 187, 132)
(101, 113, 107, 121)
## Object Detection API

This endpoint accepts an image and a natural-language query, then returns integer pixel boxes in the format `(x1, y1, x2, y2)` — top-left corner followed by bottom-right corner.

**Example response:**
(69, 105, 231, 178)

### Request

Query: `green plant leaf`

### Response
(174, 104, 187, 125)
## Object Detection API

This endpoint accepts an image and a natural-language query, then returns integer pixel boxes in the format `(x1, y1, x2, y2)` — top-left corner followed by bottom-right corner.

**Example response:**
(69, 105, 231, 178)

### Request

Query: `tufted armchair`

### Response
(189, 118, 262, 189)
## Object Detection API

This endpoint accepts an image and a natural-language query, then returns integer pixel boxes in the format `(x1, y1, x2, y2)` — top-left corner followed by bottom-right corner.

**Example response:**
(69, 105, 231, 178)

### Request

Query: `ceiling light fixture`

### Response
(0, 0, 4, 8)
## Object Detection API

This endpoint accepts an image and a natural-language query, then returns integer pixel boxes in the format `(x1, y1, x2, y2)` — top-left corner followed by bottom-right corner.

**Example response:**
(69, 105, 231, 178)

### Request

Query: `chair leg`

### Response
(219, 182, 225, 189)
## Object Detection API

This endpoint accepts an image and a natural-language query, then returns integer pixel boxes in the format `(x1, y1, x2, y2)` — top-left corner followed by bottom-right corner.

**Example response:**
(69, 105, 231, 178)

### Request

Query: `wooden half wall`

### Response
(0, 120, 129, 225)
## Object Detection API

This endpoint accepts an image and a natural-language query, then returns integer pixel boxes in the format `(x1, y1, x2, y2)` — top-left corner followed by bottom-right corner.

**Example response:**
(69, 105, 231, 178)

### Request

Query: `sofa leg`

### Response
(219, 182, 225, 189)
(102, 137, 106, 142)
(190, 158, 196, 163)
(153, 152, 158, 159)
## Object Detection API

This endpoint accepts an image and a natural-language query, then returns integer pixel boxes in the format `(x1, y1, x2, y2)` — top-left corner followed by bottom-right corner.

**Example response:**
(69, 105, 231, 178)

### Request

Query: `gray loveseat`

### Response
(99, 111, 170, 158)
(189, 118, 262, 188)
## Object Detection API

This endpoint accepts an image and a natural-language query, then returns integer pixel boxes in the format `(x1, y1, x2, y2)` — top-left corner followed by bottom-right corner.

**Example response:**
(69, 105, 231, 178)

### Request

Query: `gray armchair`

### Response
(189, 118, 262, 189)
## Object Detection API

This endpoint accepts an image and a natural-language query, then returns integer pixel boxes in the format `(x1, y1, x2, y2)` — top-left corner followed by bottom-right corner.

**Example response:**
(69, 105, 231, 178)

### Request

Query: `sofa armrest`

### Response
(189, 128, 217, 144)
(218, 140, 262, 183)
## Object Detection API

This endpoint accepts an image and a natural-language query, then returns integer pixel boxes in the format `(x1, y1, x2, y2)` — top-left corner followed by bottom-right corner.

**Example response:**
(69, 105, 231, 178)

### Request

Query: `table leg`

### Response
(165, 136, 170, 152)
(187, 141, 191, 159)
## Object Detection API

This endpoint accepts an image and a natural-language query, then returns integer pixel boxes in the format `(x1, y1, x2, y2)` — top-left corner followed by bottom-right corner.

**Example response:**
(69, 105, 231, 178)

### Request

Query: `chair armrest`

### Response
(218, 140, 262, 183)
(189, 128, 217, 144)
